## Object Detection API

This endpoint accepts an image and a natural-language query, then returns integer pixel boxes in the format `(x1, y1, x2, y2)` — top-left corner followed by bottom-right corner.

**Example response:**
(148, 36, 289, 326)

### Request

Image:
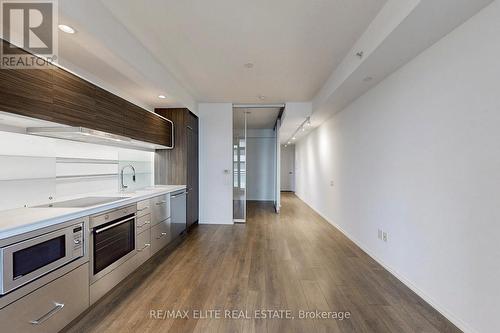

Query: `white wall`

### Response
(295, 2, 500, 333)
(246, 129, 276, 201)
(198, 103, 234, 224)
(0, 131, 154, 210)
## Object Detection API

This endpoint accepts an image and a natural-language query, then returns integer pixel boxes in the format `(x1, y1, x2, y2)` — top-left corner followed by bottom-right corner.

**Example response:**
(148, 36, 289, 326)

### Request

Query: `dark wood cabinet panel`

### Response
(94, 87, 128, 136)
(186, 112, 198, 133)
(186, 126, 199, 228)
(0, 39, 172, 147)
(155, 108, 199, 227)
(52, 67, 97, 128)
(155, 108, 187, 184)
(124, 103, 172, 145)
(0, 66, 53, 120)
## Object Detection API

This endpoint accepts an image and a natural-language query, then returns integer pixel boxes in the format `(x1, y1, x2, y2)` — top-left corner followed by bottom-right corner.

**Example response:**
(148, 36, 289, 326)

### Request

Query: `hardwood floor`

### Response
(64, 193, 461, 333)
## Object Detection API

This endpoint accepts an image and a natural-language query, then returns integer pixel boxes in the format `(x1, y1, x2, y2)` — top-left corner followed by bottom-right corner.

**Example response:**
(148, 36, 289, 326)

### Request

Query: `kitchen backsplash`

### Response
(0, 131, 154, 211)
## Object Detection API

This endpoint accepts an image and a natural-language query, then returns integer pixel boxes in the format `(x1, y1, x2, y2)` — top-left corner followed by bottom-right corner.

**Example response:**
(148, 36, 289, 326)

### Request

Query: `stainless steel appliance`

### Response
(0, 221, 84, 295)
(170, 190, 187, 237)
(89, 205, 137, 283)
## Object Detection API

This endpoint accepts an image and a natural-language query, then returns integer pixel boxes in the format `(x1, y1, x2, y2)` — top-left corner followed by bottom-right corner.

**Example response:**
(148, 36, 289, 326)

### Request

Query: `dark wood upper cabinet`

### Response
(0, 67, 54, 120)
(155, 108, 199, 227)
(0, 39, 172, 147)
(95, 87, 128, 136)
(52, 67, 97, 128)
(124, 102, 173, 145)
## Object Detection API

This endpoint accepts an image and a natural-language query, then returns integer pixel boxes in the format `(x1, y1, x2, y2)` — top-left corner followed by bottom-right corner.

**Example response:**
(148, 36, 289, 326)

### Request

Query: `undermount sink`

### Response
(35, 196, 130, 208)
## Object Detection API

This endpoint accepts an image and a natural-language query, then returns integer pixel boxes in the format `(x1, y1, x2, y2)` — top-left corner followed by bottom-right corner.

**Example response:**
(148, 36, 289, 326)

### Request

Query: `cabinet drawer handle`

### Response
(30, 302, 65, 325)
(138, 207, 149, 212)
(138, 243, 151, 252)
(137, 221, 150, 228)
(156, 232, 167, 239)
(155, 201, 167, 205)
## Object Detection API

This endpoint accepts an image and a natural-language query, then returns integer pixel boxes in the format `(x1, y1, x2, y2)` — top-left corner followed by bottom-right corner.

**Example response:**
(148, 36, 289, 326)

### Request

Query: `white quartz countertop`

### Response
(0, 185, 186, 242)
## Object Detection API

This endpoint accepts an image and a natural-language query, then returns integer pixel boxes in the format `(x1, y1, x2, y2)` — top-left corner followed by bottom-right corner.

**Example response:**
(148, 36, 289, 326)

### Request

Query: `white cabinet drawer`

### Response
(136, 199, 151, 218)
(151, 218, 171, 255)
(0, 263, 89, 333)
(136, 213, 152, 234)
(151, 194, 170, 225)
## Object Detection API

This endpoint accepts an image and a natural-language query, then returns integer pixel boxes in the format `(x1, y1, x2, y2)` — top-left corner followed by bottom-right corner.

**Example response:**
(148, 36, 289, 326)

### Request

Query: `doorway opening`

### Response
(232, 106, 282, 223)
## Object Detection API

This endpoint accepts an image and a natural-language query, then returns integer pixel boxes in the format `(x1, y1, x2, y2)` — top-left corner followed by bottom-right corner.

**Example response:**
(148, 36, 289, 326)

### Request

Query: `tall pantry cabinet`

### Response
(155, 108, 199, 229)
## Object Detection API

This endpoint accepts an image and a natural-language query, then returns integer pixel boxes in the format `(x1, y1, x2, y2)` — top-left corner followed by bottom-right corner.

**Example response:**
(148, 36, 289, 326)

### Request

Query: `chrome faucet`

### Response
(120, 164, 136, 191)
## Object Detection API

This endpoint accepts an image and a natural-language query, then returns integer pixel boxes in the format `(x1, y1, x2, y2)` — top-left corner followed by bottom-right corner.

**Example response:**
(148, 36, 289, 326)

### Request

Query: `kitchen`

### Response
(1, 0, 499, 332)
(0, 35, 199, 331)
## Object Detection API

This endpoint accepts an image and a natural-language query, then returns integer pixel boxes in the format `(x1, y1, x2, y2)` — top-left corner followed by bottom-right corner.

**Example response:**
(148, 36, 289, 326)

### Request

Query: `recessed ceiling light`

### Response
(292, 137, 296, 140)
(58, 24, 76, 34)
(244, 63, 254, 69)
(158, 95, 167, 99)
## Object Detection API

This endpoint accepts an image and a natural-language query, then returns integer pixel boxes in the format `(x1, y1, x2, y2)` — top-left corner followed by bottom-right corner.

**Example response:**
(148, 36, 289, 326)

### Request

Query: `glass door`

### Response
(233, 109, 247, 222)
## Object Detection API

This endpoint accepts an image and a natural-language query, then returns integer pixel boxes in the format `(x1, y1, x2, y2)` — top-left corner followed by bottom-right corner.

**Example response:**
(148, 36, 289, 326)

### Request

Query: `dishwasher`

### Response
(170, 189, 187, 238)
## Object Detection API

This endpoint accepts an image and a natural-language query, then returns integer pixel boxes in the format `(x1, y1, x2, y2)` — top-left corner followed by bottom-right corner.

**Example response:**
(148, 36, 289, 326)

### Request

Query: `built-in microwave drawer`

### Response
(0, 220, 84, 295)
(0, 263, 89, 333)
(136, 214, 151, 234)
(151, 194, 170, 225)
(137, 199, 151, 218)
(151, 218, 171, 255)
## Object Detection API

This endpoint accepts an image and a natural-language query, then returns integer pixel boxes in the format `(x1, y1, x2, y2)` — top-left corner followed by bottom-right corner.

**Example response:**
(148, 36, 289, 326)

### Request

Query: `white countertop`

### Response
(0, 185, 186, 242)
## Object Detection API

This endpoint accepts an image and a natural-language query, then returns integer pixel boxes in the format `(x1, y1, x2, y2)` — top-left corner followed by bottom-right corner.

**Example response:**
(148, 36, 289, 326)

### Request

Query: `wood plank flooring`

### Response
(64, 193, 461, 333)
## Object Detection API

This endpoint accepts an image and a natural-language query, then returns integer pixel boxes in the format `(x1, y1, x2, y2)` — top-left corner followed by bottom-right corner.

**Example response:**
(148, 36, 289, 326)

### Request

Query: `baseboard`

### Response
(294, 192, 476, 333)
(246, 199, 275, 202)
(198, 220, 234, 225)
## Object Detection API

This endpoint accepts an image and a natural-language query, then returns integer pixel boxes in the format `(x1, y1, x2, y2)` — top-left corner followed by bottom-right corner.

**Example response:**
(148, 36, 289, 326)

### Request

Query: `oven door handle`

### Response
(94, 216, 135, 234)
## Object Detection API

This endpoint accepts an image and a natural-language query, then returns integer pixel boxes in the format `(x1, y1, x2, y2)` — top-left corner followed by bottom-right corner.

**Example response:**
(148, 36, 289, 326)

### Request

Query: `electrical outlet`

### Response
(378, 229, 382, 240)
(383, 232, 388, 242)
(330, 180, 334, 187)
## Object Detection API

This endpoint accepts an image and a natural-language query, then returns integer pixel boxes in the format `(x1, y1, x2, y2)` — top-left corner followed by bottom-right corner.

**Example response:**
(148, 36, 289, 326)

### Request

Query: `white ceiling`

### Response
(233, 108, 281, 129)
(100, 0, 387, 104)
(3, 0, 487, 132)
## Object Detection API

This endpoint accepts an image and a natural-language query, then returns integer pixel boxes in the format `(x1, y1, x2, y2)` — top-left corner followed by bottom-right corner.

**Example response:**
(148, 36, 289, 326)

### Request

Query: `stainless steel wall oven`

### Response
(90, 205, 137, 283)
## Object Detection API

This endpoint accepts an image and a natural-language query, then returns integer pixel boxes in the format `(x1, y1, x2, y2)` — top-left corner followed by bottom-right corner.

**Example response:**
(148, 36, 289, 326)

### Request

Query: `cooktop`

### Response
(35, 196, 128, 208)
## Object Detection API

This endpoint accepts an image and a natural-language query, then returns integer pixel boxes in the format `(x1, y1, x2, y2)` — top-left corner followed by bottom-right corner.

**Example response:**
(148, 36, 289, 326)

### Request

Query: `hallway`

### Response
(65, 193, 460, 333)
